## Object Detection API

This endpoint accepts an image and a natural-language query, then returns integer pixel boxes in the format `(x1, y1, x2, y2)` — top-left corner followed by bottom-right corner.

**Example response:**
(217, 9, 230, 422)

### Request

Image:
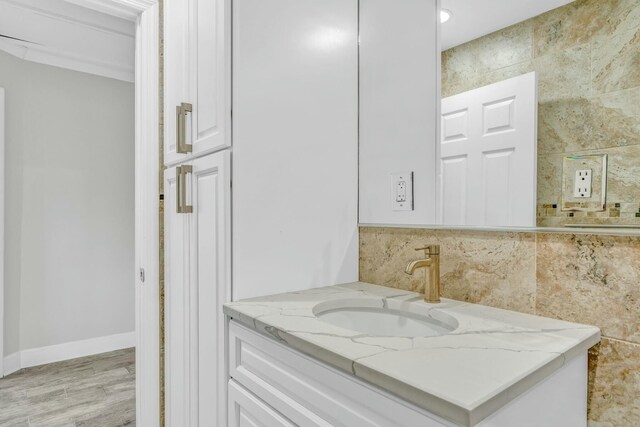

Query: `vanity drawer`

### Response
(228, 380, 296, 427)
(228, 321, 451, 427)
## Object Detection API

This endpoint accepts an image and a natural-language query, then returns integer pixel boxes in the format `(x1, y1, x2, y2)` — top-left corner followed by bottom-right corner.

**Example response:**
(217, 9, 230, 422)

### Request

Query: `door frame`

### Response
(66, 0, 161, 424)
(0, 1, 160, 421)
(0, 88, 5, 378)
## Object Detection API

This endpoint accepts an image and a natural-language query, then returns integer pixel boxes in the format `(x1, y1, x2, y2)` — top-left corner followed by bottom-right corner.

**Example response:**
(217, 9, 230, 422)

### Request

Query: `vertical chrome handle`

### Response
(181, 165, 193, 213)
(176, 102, 193, 154)
(176, 165, 193, 214)
(176, 105, 182, 155)
(176, 166, 182, 213)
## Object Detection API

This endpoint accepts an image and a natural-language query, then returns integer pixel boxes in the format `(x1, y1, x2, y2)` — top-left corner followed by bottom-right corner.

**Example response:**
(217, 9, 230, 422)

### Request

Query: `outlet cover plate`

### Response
(561, 155, 607, 212)
(391, 172, 414, 211)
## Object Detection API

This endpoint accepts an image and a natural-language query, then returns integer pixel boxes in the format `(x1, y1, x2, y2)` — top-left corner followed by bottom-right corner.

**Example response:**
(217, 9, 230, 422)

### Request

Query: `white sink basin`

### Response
(314, 301, 458, 338)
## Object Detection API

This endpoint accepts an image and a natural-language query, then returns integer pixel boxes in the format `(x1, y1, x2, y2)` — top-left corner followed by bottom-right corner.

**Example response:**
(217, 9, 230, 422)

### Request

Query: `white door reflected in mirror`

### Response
(439, 72, 537, 227)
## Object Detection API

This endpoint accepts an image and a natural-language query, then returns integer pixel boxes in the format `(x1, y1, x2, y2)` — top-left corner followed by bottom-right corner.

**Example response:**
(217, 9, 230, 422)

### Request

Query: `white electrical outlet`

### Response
(573, 169, 593, 198)
(391, 172, 414, 211)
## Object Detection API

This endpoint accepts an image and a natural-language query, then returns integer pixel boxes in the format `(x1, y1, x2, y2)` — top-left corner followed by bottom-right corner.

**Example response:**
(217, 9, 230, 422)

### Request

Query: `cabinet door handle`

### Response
(176, 165, 182, 213)
(176, 165, 193, 214)
(176, 102, 193, 154)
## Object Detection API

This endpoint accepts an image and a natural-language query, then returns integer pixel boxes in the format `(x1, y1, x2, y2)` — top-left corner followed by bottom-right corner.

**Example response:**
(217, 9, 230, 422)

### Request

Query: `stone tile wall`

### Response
(360, 227, 640, 426)
(441, 0, 640, 227)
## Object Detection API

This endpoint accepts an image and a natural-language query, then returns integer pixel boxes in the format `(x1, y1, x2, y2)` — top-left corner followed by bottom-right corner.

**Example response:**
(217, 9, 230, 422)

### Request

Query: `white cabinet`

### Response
(164, 151, 230, 427)
(228, 321, 451, 427)
(231, 0, 359, 300)
(359, 0, 439, 225)
(228, 321, 590, 427)
(228, 381, 296, 427)
(164, 0, 231, 166)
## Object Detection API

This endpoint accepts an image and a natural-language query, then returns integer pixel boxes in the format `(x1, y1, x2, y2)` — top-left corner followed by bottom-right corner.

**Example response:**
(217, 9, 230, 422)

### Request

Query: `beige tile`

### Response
(533, 43, 592, 103)
(442, 20, 532, 96)
(592, 26, 640, 95)
(444, 43, 591, 103)
(533, 0, 639, 56)
(538, 88, 640, 154)
(588, 338, 640, 426)
(537, 153, 563, 206)
(359, 227, 537, 314)
(536, 233, 640, 343)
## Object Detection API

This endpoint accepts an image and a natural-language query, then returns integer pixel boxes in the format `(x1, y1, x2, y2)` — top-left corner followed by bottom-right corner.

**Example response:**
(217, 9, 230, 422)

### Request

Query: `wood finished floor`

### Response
(0, 348, 135, 427)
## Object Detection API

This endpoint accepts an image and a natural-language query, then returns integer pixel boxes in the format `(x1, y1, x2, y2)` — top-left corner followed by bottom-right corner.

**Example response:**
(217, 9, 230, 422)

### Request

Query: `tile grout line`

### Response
(601, 335, 640, 347)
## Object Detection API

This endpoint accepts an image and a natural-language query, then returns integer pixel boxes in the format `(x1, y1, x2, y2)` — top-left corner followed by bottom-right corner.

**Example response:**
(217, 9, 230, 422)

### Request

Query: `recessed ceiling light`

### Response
(440, 9, 452, 24)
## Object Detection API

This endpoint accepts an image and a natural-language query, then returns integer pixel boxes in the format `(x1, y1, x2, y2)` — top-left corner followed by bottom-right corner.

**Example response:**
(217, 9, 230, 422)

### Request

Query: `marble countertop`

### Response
(223, 282, 600, 426)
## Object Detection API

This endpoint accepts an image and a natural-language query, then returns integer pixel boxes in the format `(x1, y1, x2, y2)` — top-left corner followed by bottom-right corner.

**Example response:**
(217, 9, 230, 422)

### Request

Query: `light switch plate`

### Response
(391, 172, 414, 211)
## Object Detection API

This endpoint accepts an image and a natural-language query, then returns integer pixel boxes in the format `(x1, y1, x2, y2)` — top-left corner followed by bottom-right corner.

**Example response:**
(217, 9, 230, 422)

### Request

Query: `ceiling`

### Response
(441, 0, 575, 50)
(0, 0, 135, 82)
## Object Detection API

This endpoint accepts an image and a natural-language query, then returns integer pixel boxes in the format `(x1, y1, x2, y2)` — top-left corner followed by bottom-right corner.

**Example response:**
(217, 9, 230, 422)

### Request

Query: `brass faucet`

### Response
(404, 245, 441, 303)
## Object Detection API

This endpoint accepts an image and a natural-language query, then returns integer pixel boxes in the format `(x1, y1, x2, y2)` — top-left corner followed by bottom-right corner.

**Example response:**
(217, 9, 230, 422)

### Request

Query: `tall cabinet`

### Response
(164, 0, 360, 424)
(163, 0, 231, 425)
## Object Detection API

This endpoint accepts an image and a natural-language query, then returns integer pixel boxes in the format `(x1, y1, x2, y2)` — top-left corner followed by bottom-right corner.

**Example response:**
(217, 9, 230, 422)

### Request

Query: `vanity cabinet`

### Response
(164, 151, 230, 426)
(228, 321, 442, 427)
(164, 0, 231, 166)
(228, 320, 589, 427)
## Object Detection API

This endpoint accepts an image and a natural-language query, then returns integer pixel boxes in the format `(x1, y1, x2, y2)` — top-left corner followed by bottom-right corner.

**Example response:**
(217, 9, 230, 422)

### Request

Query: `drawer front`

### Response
(228, 380, 295, 427)
(229, 321, 450, 427)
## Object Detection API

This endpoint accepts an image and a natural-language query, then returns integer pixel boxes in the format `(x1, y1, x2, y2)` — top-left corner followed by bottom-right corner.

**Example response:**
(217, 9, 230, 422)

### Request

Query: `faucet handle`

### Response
(415, 245, 440, 255)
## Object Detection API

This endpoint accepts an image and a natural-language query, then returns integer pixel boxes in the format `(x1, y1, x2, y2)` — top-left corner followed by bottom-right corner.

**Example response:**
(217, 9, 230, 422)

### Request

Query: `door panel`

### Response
(190, 151, 230, 426)
(165, 0, 231, 166)
(232, 0, 359, 300)
(165, 152, 230, 427)
(228, 381, 296, 427)
(192, 0, 231, 156)
(164, 165, 191, 426)
(164, 0, 191, 165)
(359, 0, 439, 225)
(439, 72, 537, 227)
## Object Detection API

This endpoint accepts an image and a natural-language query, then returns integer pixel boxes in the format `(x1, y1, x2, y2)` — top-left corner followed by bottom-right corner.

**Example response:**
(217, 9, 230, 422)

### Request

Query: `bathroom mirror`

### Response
(359, 0, 640, 230)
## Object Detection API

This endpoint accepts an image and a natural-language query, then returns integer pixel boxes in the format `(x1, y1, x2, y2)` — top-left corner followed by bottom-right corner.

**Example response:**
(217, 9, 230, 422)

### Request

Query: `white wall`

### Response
(0, 50, 135, 356)
(232, 0, 359, 300)
(359, 0, 440, 225)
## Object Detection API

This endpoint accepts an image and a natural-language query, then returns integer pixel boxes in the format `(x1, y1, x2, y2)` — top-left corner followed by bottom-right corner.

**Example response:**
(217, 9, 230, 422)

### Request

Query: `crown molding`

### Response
(0, 0, 135, 82)
(63, 0, 157, 21)
(0, 39, 134, 82)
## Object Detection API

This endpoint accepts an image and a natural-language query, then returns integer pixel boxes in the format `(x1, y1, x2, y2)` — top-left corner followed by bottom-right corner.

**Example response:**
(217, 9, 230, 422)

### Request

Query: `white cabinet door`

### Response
(164, 165, 191, 427)
(190, 151, 231, 427)
(228, 381, 296, 427)
(190, 0, 231, 158)
(359, 0, 440, 226)
(232, 0, 359, 300)
(164, 0, 191, 165)
(164, 0, 231, 166)
(439, 72, 538, 227)
(165, 151, 230, 426)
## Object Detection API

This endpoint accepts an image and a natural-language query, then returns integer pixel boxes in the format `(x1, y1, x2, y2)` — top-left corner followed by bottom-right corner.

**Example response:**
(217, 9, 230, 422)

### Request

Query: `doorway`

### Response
(0, 0, 160, 424)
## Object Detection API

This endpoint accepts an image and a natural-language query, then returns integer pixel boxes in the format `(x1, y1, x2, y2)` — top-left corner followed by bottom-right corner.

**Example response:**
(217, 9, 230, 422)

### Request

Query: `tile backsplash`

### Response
(360, 227, 640, 426)
(441, 0, 640, 227)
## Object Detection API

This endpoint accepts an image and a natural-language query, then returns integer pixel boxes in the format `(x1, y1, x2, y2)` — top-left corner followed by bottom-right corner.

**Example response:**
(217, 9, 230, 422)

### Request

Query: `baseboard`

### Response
(3, 331, 135, 376)
(3, 351, 21, 376)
